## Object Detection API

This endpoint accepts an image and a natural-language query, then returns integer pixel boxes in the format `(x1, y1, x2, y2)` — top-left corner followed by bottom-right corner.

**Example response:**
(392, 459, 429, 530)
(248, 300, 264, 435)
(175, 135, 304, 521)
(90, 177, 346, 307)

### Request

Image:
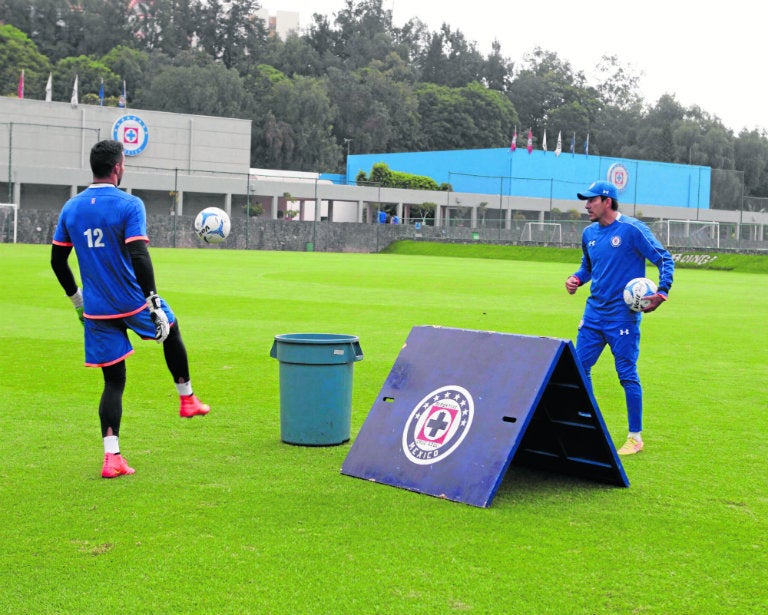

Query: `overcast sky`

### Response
(274, 0, 763, 135)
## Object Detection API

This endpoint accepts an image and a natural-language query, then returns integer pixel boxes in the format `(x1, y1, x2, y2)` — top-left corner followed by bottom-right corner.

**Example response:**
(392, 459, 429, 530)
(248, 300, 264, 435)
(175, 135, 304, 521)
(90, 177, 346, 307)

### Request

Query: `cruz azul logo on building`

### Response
(402, 385, 474, 465)
(112, 114, 149, 156)
(607, 163, 629, 193)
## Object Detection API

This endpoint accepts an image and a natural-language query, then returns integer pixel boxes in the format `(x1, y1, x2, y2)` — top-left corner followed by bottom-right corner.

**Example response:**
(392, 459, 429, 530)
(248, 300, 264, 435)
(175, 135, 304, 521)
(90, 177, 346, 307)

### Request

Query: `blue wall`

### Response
(348, 148, 711, 209)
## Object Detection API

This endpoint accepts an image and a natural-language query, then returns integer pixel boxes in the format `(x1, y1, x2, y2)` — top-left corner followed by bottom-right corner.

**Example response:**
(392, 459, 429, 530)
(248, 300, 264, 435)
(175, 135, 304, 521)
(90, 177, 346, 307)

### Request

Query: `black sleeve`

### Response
(127, 240, 157, 298)
(50, 244, 79, 296)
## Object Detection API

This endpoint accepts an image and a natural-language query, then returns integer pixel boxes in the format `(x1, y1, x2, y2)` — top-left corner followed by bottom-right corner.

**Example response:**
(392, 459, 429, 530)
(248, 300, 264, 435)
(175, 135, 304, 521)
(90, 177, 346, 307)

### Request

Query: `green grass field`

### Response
(1, 242, 766, 614)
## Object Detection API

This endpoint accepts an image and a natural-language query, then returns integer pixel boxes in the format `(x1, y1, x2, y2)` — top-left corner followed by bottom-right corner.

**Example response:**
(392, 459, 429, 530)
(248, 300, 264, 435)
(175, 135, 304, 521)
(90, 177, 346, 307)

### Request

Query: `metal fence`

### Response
(2, 120, 767, 251)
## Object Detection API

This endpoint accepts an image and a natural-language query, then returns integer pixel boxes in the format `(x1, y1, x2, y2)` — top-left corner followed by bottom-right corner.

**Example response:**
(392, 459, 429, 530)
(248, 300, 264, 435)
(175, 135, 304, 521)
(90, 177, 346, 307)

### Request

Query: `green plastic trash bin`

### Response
(270, 333, 363, 446)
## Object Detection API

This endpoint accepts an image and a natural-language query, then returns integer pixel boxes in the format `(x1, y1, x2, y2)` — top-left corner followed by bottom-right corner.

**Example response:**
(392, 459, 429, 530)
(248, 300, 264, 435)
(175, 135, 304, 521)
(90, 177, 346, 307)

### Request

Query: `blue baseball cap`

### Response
(577, 181, 618, 200)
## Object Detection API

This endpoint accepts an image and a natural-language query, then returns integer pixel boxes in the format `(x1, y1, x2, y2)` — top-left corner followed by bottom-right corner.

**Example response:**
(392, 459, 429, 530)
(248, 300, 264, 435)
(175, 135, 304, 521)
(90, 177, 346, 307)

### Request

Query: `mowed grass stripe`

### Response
(0, 243, 766, 614)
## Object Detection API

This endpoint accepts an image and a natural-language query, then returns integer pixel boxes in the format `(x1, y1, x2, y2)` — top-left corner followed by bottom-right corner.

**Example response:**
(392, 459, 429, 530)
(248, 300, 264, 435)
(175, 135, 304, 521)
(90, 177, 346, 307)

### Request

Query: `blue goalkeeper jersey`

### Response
(52, 184, 149, 318)
(572, 213, 674, 323)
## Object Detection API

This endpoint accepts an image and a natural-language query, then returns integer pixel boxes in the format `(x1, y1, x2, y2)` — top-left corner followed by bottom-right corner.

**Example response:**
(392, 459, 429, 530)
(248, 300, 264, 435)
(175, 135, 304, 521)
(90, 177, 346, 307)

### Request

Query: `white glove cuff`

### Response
(146, 292, 161, 310)
(68, 288, 83, 309)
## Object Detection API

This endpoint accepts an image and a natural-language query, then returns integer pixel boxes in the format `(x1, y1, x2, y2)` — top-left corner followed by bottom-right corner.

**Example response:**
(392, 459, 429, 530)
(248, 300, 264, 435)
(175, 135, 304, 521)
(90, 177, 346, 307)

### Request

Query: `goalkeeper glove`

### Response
(146, 292, 170, 343)
(641, 292, 667, 313)
(68, 288, 85, 325)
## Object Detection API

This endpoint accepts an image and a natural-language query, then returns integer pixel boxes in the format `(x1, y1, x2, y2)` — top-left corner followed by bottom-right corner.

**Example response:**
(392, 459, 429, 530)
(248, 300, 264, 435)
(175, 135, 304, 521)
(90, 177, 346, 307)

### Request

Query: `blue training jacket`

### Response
(572, 213, 675, 323)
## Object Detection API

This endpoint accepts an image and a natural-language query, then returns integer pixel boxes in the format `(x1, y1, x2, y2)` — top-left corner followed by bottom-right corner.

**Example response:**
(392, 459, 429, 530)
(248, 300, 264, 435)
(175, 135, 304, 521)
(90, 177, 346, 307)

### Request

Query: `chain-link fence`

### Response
(2, 120, 767, 251)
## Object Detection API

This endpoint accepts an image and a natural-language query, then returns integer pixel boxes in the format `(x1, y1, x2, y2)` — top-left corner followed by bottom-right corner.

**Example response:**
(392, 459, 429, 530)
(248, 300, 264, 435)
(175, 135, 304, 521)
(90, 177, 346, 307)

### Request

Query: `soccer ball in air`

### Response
(623, 277, 657, 312)
(194, 207, 231, 244)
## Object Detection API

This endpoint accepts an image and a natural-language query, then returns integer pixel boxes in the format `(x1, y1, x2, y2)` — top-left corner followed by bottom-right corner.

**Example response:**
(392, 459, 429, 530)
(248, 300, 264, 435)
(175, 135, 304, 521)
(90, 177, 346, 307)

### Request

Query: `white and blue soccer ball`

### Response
(194, 207, 231, 244)
(623, 277, 658, 312)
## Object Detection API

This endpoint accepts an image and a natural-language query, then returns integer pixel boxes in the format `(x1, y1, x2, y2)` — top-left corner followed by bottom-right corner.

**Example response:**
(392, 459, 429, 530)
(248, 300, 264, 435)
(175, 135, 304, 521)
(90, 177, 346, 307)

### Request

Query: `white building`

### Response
(254, 8, 300, 39)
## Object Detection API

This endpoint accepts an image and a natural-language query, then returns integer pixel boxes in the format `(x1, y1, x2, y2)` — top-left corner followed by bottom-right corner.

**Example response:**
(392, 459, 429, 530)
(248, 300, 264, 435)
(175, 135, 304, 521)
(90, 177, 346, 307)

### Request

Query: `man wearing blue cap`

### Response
(565, 181, 674, 455)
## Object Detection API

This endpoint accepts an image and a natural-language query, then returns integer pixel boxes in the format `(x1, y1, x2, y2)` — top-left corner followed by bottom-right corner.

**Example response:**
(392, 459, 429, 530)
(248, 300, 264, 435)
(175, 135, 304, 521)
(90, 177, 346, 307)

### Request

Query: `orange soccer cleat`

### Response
(617, 436, 644, 456)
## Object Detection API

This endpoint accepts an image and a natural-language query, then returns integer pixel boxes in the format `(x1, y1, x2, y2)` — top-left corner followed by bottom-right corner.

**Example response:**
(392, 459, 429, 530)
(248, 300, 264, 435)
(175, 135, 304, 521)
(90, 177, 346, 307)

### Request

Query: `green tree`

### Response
(254, 74, 340, 172)
(72, 0, 135, 58)
(193, 0, 267, 70)
(331, 0, 396, 69)
(260, 32, 325, 78)
(302, 13, 344, 73)
(143, 63, 248, 117)
(508, 48, 593, 141)
(735, 129, 768, 196)
(0, 24, 51, 98)
(326, 63, 422, 156)
(54, 55, 118, 102)
(699, 122, 735, 170)
(415, 81, 517, 150)
(594, 55, 643, 111)
(419, 24, 485, 87)
(127, 0, 200, 54)
(100, 45, 152, 107)
(483, 40, 514, 92)
(411, 201, 436, 224)
(633, 94, 685, 162)
(590, 55, 644, 158)
(7, 0, 75, 62)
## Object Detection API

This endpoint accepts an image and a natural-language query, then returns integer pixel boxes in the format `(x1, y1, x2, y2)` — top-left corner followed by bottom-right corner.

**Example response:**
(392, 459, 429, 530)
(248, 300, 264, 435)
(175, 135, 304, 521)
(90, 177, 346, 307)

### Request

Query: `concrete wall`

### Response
(0, 206, 463, 252)
(0, 97, 251, 177)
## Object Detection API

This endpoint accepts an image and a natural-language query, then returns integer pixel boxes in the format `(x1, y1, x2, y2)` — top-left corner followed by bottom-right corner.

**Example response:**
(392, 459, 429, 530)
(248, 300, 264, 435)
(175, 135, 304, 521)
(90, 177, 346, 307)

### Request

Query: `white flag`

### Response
(542, 130, 547, 152)
(555, 131, 562, 157)
(45, 73, 52, 102)
(70, 74, 78, 108)
(118, 80, 127, 108)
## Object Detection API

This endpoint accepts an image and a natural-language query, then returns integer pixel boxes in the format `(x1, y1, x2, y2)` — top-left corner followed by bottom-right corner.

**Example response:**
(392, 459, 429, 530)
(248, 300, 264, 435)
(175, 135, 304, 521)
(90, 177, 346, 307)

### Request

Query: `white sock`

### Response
(176, 381, 193, 397)
(104, 435, 120, 455)
(628, 431, 642, 442)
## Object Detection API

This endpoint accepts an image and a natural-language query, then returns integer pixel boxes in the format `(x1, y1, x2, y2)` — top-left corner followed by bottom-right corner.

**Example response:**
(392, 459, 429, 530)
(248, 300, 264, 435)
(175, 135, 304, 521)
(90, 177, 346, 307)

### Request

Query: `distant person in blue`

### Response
(51, 139, 210, 479)
(565, 181, 674, 456)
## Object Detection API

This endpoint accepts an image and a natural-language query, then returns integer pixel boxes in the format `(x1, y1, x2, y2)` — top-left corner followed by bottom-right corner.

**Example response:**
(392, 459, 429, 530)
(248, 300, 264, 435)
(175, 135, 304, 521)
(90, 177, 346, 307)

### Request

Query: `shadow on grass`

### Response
(491, 463, 625, 507)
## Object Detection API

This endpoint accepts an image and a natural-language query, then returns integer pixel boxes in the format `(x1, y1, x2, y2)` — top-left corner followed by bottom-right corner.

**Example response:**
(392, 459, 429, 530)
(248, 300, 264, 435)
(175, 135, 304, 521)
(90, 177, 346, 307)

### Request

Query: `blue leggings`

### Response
(576, 320, 643, 433)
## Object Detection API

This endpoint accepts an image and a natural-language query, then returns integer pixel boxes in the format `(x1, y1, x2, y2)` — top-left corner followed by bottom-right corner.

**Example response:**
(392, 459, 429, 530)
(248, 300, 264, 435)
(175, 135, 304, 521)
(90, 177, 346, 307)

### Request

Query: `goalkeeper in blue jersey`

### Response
(51, 140, 210, 479)
(565, 181, 674, 456)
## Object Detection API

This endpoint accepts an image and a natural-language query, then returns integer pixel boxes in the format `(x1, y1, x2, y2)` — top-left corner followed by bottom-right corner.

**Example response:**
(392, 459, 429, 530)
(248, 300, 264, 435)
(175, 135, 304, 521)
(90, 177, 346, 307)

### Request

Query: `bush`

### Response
(359, 162, 439, 190)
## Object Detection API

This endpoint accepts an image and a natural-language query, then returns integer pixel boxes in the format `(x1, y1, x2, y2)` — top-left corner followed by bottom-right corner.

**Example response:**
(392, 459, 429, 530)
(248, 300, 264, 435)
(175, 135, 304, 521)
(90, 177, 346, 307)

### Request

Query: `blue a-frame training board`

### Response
(341, 326, 629, 507)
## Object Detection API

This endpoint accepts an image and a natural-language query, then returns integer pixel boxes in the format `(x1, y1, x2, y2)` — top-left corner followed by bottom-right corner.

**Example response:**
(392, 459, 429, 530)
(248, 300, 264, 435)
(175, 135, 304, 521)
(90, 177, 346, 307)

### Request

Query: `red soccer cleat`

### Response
(180, 394, 210, 418)
(101, 453, 135, 478)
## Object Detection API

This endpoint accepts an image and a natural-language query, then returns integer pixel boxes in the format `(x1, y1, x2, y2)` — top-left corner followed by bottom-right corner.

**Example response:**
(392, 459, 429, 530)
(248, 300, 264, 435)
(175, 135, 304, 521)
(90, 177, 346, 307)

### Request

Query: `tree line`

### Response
(2, 0, 768, 205)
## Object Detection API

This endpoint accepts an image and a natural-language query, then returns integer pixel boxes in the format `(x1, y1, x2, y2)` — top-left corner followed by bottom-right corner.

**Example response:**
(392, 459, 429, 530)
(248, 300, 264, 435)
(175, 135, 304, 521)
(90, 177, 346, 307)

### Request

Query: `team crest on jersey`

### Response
(402, 385, 474, 465)
(611, 236, 622, 247)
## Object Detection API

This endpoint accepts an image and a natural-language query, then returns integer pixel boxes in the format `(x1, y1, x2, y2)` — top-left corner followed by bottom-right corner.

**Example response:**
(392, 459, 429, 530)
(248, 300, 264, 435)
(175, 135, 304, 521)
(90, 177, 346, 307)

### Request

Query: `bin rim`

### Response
(273, 333, 360, 344)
